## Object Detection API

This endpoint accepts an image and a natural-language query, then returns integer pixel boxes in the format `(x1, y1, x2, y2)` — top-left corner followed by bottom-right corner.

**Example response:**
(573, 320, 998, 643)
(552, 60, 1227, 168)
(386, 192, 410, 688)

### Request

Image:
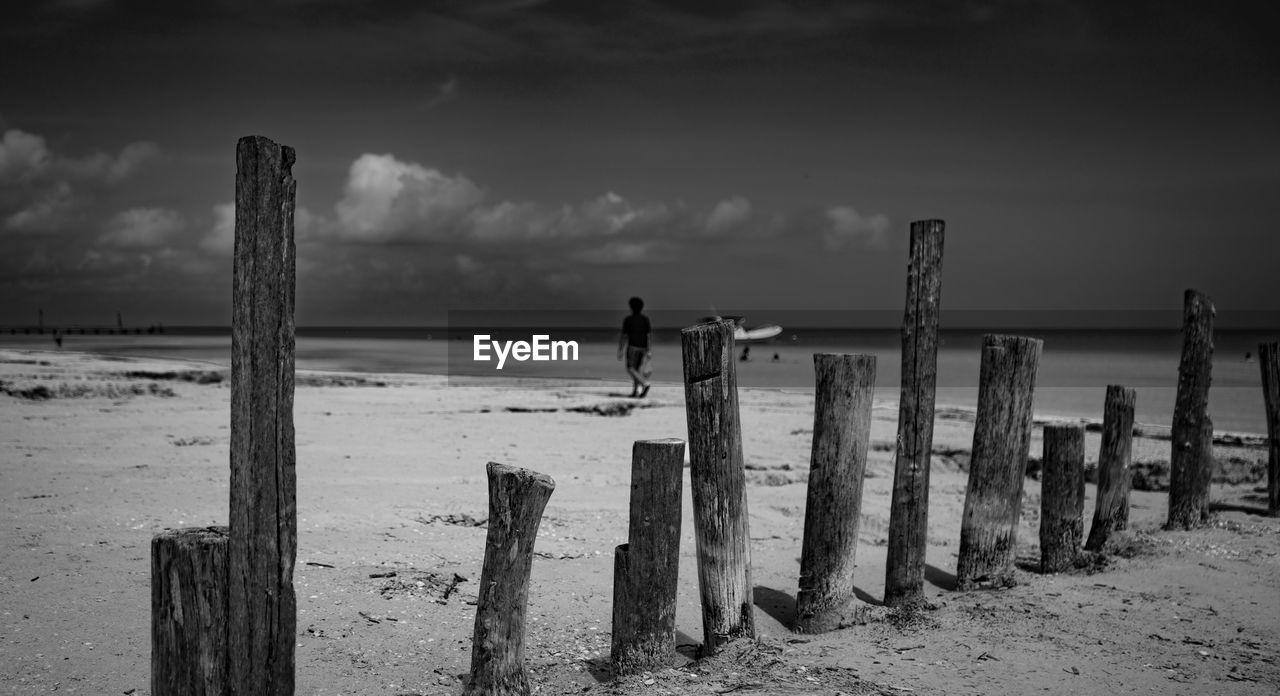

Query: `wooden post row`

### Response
(796, 353, 875, 632)
(681, 319, 755, 654)
(1085, 385, 1136, 550)
(1168, 289, 1214, 529)
(228, 135, 299, 695)
(885, 219, 945, 607)
(611, 439, 685, 673)
(1258, 342, 1280, 516)
(1039, 425, 1084, 573)
(152, 527, 229, 696)
(465, 463, 556, 696)
(956, 334, 1042, 590)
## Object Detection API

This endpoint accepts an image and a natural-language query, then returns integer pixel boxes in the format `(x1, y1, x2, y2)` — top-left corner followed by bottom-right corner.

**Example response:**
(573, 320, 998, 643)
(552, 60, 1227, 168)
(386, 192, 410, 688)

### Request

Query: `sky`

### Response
(1, 0, 1278, 327)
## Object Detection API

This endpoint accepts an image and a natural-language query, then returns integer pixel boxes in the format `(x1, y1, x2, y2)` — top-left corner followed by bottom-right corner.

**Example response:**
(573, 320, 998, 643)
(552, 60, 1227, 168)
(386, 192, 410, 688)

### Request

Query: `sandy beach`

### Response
(1, 348, 1277, 695)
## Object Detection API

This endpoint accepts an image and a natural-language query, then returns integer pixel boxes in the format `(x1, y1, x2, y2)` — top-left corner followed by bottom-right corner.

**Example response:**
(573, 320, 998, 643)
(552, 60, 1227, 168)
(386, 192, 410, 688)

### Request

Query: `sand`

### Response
(1, 348, 1278, 695)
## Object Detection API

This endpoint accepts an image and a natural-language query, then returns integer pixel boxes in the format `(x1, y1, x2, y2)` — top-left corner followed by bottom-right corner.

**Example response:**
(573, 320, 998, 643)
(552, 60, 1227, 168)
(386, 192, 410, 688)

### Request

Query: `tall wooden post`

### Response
(1085, 386, 1137, 550)
(1259, 343, 1280, 516)
(1168, 289, 1215, 529)
(681, 319, 755, 654)
(796, 354, 876, 632)
(956, 335, 1042, 590)
(465, 463, 556, 696)
(611, 439, 685, 674)
(152, 527, 228, 696)
(228, 135, 297, 695)
(1039, 425, 1085, 573)
(884, 219, 945, 607)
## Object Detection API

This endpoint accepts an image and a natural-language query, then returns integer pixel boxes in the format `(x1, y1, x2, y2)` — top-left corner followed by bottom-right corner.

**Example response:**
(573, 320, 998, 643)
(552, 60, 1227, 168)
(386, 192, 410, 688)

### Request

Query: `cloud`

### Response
(704, 195, 751, 233)
(572, 240, 667, 265)
(333, 153, 484, 242)
(5, 181, 73, 231)
(0, 129, 50, 183)
(0, 126, 160, 234)
(99, 207, 185, 248)
(823, 205, 889, 250)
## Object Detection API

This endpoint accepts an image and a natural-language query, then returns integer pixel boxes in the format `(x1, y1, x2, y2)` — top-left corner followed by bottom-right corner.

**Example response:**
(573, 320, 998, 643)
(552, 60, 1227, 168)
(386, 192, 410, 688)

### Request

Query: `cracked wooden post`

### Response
(795, 353, 876, 632)
(884, 219, 944, 607)
(681, 319, 754, 655)
(465, 463, 556, 696)
(1085, 386, 1137, 550)
(152, 527, 228, 696)
(956, 335, 1042, 590)
(229, 135, 297, 695)
(611, 439, 685, 674)
(1039, 425, 1085, 573)
(1168, 289, 1215, 529)
(1261, 342, 1280, 516)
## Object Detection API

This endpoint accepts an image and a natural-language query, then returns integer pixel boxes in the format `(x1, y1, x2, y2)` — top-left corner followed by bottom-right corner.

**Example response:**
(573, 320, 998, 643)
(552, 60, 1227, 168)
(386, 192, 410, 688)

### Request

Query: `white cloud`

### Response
(823, 206, 890, 250)
(4, 181, 73, 231)
(334, 153, 484, 242)
(705, 195, 752, 233)
(0, 129, 50, 184)
(100, 207, 185, 249)
(573, 240, 666, 265)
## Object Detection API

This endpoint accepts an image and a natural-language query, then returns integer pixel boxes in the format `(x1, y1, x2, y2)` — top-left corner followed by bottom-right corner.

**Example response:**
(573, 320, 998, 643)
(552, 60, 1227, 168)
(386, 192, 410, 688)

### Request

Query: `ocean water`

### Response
(2, 327, 1273, 434)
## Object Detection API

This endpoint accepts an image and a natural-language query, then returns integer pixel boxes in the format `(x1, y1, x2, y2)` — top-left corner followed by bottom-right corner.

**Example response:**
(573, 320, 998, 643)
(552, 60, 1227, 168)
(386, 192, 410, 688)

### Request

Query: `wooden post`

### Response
(884, 219, 945, 607)
(1259, 343, 1280, 516)
(956, 335, 1042, 590)
(152, 527, 228, 696)
(796, 354, 876, 632)
(1039, 425, 1085, 573)
(228, 135, 298, 695)
(465, 463, 556, 696)
(611, 439, 685, 674)
(1085, 386, 1136, 550)
(681, 319, 755, 654)
(1168, 289, 1215, 529)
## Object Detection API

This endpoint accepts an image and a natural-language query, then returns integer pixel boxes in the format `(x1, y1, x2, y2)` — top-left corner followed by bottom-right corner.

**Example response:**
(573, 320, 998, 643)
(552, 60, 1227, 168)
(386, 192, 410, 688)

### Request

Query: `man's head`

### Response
(628, 296, 644, 313)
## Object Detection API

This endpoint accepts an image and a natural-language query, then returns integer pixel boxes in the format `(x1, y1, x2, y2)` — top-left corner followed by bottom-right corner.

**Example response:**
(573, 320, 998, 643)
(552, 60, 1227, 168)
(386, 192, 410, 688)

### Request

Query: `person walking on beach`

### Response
(618, 296, 651, 398)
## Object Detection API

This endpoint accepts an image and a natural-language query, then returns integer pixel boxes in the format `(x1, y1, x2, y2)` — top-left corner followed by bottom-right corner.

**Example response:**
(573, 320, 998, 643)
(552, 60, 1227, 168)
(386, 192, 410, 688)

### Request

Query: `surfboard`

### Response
(735, 324, 783, 342)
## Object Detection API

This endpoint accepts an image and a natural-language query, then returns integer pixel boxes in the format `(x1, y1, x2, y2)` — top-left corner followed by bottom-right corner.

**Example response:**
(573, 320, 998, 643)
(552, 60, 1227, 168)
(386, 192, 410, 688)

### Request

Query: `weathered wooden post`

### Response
(152, 527, 228, 696)
(1039, 425, 1085, 573)
(228, 135, 298, 695)
(956, 335, 1042, 590)
(1085, 386, 1137, 550)
(1168, 289, 1215, 529)
(465, 463, 556, 696)
(1259, 342, 1280, 516)
(681, 319, 755, 654)
(611, 439, 685, 674)
(884, 219, 945, 607)
(795, 354, 876, 632)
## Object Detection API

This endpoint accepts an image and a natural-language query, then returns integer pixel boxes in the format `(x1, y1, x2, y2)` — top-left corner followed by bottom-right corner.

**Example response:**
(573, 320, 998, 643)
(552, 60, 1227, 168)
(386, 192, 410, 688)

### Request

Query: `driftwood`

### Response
(465, 462, 555, 696)
(611, 439, 685, 673)
(885, 219, 945, 607)
(1168, 289, 1214, 529)
(1085, 386, 1136, 550)
(1040, 425, 1085, 573)
(151, 527, 228, 696)
(228, 135, 298, 695)
(957, 335, 1042, 589)
(681, 319, 755, 654)
(796, 353, 876, 632)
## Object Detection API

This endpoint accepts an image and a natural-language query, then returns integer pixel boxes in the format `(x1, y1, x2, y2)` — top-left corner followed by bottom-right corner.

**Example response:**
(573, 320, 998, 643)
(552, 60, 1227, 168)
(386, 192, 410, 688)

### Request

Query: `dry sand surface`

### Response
(2, 349, 1278, 695)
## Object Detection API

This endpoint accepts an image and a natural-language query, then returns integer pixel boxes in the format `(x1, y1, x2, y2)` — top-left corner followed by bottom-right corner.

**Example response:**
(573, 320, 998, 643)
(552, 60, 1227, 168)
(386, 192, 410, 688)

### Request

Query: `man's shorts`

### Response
(626, 346, 647, 370)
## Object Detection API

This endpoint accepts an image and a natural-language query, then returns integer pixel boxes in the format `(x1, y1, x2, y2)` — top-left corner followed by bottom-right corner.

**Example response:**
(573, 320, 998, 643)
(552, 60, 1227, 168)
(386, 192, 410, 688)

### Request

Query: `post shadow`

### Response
(752, 586, 796, 627)
(675, 630, 700, 659)
(924, 563, 957, 591)
(1209, 501, 1273, 517)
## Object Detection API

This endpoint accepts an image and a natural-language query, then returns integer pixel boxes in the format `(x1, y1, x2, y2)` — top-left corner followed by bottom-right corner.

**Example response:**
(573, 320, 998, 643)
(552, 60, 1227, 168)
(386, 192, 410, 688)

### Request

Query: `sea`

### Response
(1, 326, 1273, 434)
